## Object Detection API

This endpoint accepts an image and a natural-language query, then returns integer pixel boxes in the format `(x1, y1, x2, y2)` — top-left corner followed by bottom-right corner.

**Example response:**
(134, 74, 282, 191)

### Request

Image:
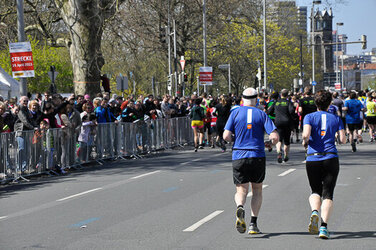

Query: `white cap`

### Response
(242, 88, 258, 99)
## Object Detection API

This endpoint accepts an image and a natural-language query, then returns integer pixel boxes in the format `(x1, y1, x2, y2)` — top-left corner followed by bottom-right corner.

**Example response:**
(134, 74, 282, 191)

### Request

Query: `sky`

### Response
(295, 0, 376, 55)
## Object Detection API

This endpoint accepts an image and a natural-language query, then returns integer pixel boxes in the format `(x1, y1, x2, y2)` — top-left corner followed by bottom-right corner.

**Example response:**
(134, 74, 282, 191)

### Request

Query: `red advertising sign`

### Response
(334, 82, 341, 90)
(9, 42, 35, 78)
(199, 66, 213, 85)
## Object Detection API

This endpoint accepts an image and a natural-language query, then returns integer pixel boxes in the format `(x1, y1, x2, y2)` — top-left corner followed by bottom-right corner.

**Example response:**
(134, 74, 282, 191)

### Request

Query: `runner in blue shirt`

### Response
(343, 92, 364, 152)
(302, 90, 346, 239)
(223, 87, 279, 235)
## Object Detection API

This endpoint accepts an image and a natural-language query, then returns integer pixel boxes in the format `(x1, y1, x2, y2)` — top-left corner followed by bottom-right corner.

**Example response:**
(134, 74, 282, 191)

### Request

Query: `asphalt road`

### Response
(1, 135, 375, 250)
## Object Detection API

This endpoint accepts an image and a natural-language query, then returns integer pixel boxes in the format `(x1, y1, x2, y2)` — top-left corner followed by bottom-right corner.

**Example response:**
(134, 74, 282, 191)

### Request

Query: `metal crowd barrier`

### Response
(0, 117, 193, 183)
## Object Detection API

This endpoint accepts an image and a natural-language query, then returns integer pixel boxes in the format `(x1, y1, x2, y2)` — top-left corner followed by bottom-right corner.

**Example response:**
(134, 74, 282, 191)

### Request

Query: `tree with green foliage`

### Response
(185, 17, 305, 95)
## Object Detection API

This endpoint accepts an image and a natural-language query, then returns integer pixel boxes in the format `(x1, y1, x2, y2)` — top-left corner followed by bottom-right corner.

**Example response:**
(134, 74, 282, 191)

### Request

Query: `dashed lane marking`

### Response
(278, 168, 296, 177)
(183, 210, 224, 232)
(56, 188, 103, 202)
(0, 216, 7, 220)
(130, 170, 161, 179)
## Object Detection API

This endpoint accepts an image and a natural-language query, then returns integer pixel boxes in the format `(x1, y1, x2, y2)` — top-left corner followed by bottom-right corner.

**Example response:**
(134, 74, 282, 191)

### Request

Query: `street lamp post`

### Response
(263, 0, 267, 90)
(311, 0, 321, 94)
(335, 22, 344, 87)
(341, 35, 347, 89)
(17, 0, 27, 96)
(203, 0, 207, 93)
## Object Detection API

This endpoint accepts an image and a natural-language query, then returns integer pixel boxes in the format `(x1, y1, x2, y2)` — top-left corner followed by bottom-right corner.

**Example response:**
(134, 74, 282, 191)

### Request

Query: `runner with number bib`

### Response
(302, 90, 346, 239)
(223, 88, 279, 235)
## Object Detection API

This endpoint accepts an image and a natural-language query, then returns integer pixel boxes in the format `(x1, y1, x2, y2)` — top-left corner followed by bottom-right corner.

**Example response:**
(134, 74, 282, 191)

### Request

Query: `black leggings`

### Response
(306, 157, 339, 200)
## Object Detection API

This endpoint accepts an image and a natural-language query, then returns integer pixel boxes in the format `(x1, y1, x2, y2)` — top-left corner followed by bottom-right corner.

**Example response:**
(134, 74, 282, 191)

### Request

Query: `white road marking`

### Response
(247, 185, 269, 197)
(183, 210, 224, 232)
(0, 216, 8, 220)
(278, 168, 296, 177)
(130, 170, 161, 179)
(56, 188, 103, 202)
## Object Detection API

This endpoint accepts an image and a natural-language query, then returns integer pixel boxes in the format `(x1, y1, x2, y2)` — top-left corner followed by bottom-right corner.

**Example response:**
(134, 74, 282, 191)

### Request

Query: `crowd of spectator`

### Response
(1, 87, 376, 178)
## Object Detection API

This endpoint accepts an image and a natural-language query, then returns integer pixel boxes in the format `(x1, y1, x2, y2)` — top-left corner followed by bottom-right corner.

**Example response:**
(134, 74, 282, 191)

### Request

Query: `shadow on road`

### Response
(331, 231, 376, 239)
(244, 230, 376, 239)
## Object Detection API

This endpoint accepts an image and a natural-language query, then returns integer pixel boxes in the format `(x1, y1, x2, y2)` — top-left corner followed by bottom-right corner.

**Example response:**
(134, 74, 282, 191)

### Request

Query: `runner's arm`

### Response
(302, 124, 311, 148)
(268, 130, 279, 145)
(223, 129, 233, 142)
(338, 129, 346, 144)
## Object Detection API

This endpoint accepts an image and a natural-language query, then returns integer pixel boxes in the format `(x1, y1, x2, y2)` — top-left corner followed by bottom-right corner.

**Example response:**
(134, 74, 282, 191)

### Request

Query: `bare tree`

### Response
(53, 0, 124, 96)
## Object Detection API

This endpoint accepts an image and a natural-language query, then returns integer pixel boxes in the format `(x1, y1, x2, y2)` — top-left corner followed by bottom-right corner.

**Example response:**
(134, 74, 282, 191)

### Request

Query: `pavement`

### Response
(0, 133, 375, 250)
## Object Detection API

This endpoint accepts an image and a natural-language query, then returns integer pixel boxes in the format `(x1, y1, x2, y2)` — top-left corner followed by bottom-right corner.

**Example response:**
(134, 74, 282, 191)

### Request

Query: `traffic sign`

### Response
(199, 67, 213, 85)
(48, 70, 58, 82)
(180, 56, 185, 71)
(116, 75, 128, 91)
(269, 83, 274, 90)
(312, 81, 317, 86)
(256, 68, 262, 80)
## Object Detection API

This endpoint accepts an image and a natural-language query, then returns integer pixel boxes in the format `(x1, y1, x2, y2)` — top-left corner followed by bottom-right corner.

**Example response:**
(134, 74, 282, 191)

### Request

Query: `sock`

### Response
(321, 218, 327, 228)
(312, 209, 318, 214)
(251, 216, 257, 224)
(237, 205, 243, 209)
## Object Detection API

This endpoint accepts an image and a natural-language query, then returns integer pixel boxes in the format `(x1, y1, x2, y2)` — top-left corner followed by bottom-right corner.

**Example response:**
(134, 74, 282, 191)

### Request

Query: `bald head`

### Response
(281, 89, 288, 98)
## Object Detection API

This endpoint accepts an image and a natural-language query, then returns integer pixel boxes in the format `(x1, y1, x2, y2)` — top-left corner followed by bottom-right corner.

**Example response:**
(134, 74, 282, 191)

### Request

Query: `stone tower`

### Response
(312, 8, 334, 74)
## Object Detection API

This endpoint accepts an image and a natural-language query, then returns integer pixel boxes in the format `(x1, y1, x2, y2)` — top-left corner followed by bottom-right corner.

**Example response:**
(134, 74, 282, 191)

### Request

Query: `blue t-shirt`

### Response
(224, 106, 276, 160)
(230, 105, 241, 112)
(303, 111, 344, 161)
(327, 105, 338, 116)
(344, 99, 362, 124)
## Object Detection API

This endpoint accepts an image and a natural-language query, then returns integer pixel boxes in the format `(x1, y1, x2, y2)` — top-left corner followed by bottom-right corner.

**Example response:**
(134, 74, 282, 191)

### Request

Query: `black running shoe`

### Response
(351, 142, 357, 152)
(277, 153, 283, 163)
(283, 156, 289, 163)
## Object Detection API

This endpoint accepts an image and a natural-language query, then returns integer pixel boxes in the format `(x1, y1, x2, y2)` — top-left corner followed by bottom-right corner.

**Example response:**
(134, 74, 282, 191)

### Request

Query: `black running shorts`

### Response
(204, 122, 212, 134)
(277, 125, 292, 146)
(232, 157, 266, 184)
(366, 116, 376, 125)
(306, 157, 339, 200)
(347, 122, 362, 132)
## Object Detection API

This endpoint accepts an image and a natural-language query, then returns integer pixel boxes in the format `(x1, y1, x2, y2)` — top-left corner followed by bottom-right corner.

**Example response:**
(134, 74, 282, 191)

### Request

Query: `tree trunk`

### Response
(55, 0, 112, 97)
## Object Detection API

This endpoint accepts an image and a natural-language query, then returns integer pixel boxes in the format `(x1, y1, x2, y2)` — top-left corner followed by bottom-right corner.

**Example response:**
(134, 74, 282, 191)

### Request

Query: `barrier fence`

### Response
(0, 117, 194, 182)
